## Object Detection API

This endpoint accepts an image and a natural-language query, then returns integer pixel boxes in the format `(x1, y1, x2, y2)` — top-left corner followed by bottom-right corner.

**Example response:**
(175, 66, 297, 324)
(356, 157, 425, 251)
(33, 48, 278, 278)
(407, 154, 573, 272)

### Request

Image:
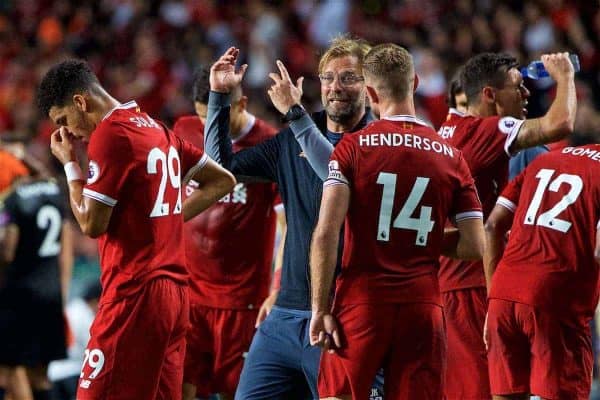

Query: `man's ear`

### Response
(481, 86, 496, 105)
(413, 74, 419, 92)
(73, 94, 88, 112)
(366, 85, 379, 105)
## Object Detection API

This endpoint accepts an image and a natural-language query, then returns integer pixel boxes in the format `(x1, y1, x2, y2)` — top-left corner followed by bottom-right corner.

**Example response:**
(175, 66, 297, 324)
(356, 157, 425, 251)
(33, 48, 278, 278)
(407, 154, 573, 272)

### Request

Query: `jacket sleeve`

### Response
(204, 91, 279, 183)
(289, 114, 333, 181)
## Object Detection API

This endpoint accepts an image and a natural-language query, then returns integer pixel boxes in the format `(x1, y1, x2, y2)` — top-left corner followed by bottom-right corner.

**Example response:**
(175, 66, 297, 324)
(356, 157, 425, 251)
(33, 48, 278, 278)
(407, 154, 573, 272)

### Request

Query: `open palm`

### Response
(210, 47, 248, 93)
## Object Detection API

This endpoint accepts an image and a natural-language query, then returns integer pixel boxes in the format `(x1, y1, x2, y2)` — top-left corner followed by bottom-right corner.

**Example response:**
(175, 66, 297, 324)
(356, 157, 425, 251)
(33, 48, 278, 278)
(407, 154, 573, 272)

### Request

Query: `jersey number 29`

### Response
(147, 146, 182, 217)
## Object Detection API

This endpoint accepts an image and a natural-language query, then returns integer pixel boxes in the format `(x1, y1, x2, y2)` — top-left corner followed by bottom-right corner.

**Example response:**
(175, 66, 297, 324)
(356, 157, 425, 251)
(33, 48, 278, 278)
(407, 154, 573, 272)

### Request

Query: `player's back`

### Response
(330, 116, 481, 304)
(84, 102, 206, 302)
(1, 178, 64, 298)
(173, 114, 279, 308)
(491, 144, 600, 320)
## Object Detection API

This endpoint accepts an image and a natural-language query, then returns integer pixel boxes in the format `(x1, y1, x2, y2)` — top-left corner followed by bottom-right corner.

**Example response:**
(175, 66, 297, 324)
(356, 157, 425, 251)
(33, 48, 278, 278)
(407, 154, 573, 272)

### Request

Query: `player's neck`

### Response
(229, 110, 250, 140)
(326, 109, 365, 133)
(466, 102, 496, 118)
(95, 92, 122, 123)
(378, 99, 416, 119)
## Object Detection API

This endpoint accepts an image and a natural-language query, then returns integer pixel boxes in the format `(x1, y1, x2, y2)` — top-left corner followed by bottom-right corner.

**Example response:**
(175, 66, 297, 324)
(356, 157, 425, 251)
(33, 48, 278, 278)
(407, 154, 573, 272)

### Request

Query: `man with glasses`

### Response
(203, 37, 378, 399)
(437, 52, 576, 399)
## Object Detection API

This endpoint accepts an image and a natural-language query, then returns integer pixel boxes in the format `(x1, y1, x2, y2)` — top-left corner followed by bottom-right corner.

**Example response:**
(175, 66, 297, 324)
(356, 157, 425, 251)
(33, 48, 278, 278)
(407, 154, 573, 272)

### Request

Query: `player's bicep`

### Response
(316, 183, 350, 236)
(80, 196, 114, 238)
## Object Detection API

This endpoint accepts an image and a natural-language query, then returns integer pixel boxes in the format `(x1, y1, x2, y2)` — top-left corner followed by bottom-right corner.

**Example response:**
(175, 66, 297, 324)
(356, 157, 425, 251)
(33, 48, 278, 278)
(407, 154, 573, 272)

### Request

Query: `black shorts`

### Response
(0, 287, 67, 366)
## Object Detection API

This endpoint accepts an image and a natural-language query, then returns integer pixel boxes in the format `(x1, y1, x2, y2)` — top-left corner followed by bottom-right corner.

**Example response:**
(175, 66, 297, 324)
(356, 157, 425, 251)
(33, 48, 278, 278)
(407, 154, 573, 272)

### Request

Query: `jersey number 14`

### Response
(376, 172, 435, 246)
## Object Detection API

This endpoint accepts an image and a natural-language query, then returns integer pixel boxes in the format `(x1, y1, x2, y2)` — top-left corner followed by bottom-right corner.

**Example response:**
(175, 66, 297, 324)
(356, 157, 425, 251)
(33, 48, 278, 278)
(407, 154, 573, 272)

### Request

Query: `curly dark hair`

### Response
(447, 69, 463, 108)
(37, 60, 99, 116)
(460, 53, 519, 106)
(192, 66, 210, 104)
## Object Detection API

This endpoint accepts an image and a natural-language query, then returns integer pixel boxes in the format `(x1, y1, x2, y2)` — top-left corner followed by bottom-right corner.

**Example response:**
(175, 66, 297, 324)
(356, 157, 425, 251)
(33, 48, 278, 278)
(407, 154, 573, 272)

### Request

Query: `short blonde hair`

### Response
(363, 43, 414, 101)
(318, 35, 371, 74)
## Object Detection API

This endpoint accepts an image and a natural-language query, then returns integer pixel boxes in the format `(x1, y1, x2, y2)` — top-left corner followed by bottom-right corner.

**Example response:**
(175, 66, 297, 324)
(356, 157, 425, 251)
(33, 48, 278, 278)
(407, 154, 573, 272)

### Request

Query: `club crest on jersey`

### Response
(87, 161, 100, 184)
(328, 160, 340, 173)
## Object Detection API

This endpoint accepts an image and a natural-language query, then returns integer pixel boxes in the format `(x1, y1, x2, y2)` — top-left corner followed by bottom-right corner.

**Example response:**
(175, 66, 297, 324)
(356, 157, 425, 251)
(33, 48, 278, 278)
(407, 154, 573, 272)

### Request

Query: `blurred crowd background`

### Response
(1, 0, 600, 291)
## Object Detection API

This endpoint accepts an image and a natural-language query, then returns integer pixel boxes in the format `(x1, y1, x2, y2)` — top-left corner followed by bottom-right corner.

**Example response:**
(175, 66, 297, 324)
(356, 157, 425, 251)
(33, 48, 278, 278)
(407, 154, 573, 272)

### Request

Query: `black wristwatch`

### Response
(281, 104, 306, 123)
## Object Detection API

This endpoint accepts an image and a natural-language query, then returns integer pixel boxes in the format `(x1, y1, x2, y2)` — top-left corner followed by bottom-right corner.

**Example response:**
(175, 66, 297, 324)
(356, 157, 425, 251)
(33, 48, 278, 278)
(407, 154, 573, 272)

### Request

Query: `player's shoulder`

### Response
(253, 117, 278, 137)
(173, 115, 204, 135)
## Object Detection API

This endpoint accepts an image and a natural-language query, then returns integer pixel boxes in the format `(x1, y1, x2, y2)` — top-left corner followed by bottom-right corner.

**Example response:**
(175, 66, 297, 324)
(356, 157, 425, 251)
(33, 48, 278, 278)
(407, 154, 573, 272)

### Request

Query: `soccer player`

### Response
(0, 174, 73, 400)
(437, 52, 576, 399)
(173, 68, 285, 400)
(204, 39, 374, 399)
(37, 60, 236, 400)
(447, 69, 550, 182)
(309, 43, 485, 400)
(484, 144, 600, 399)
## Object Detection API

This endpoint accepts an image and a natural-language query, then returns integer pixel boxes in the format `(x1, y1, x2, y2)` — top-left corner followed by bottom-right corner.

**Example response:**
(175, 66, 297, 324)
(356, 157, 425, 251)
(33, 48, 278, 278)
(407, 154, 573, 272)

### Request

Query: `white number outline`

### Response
(147, 146, 182, 217)
(376, 173, 435, 246)
(80, 348, 105, 380)
(523, 168, 583, 233)
(36, 205, 61, 257)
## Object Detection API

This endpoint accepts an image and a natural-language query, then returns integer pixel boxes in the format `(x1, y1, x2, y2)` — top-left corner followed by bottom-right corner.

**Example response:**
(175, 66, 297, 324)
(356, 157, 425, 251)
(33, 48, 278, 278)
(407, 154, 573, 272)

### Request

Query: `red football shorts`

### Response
(184, 304, 258, 397)
(318, 302, 445, 400)
(77, 278, 189, 400)
(442, 287, 490, 399)
(487, 298, 593, 399)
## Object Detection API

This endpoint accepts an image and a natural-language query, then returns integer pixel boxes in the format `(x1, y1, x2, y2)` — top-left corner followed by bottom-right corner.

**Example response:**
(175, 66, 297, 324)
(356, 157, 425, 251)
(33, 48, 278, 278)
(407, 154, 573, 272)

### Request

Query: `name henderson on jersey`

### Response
(358, 131, 454, 157)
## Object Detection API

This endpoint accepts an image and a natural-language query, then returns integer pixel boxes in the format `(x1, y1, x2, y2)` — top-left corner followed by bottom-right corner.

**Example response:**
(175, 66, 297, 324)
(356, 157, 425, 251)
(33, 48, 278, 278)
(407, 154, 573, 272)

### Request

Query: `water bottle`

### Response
(521, 54, 580, 79)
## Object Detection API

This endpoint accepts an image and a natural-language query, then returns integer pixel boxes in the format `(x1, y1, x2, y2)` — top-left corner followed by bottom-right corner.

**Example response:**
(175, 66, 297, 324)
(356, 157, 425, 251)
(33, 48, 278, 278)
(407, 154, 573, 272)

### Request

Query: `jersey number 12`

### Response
(524, 168, 583, 233)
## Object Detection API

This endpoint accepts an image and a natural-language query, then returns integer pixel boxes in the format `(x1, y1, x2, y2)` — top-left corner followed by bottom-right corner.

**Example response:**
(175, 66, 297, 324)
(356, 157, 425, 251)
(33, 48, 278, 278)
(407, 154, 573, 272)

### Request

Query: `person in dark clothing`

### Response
(204, 38, 379, 400)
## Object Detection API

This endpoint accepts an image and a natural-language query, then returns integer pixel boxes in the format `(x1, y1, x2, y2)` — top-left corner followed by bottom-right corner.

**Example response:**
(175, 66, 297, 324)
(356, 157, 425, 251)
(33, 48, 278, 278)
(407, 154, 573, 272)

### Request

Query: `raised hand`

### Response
(267, 60, 304, 115)
(541, 52, 575, 81)
(209, 47, 248, 93)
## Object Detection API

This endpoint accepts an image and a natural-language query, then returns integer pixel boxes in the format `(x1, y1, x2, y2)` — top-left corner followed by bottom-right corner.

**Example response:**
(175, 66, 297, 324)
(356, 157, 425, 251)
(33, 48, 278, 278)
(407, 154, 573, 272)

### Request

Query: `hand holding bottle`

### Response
(521, 53, 578, 80)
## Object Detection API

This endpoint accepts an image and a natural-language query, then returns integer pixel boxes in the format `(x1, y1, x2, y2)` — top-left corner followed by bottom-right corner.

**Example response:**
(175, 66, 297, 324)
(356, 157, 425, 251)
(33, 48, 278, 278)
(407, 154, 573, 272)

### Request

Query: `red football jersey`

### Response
(173, 114, 280, 309)
(490, 145, 600, 321)
(327, 115, 482, 305)
(83, 101, 207, 303)
(438, 109, 525, 292)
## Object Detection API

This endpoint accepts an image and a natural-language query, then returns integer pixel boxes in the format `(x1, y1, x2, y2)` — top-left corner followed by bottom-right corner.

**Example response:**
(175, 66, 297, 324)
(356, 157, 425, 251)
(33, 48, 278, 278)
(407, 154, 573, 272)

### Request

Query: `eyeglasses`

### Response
(318, 72, 364, 87)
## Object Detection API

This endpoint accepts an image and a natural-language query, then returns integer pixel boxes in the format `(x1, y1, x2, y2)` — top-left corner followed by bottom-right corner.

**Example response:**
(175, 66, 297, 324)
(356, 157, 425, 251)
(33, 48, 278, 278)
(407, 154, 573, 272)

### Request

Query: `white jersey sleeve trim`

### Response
(323, 179, 349, 188)
(274, 203, 284, 213)
(496, 196, 517, 213)
(454, 210, 484, 222)
(498, 117, 526, 156)
(183, 153, 210, 185)
(596, 219, 600, 230)
(82, 188, 117, 207)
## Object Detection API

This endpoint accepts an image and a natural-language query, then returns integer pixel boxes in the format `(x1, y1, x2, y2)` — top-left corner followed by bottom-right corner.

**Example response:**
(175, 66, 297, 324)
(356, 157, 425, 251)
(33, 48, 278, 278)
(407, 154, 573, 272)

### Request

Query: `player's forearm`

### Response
(540, 77, 576, 141)
(182, 179, 236, 221)
(204, 91, 233, 167)
(515, 78, 576, 151)
(67, 180, 89, 231)
(483, 225, 507, 291)
(310, 228, 339, 313)
(290, 114, 333, 181)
